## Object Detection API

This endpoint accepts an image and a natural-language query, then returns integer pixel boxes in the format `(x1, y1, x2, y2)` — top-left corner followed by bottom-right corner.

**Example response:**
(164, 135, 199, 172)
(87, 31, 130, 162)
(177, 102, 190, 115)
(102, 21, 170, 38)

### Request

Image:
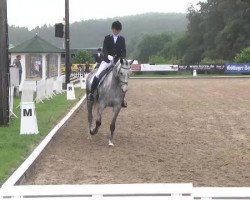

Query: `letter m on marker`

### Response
(68, 86, 72, 91)
(23, 109, 32, 116)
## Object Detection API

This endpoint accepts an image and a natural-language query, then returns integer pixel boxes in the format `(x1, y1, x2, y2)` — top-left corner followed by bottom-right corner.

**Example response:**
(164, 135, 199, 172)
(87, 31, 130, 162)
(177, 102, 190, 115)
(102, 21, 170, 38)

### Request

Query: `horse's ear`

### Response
(120, 58, 124, 65)
(129, 60, 134, 65)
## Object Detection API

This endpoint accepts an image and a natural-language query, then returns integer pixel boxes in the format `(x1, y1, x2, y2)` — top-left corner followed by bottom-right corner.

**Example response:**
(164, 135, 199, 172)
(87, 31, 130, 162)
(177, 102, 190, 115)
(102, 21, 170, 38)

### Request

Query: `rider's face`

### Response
(112, 28, 121, 36)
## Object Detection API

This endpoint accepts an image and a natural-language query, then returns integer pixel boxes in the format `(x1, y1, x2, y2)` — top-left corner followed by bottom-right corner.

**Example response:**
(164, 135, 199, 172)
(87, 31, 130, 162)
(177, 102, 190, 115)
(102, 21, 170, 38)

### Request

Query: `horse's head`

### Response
(114, 58, 133, 93)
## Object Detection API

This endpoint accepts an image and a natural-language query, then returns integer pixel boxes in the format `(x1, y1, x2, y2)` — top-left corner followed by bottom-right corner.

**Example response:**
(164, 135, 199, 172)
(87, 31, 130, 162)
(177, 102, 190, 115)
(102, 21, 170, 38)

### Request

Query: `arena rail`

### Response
(0, 184, 250, 199)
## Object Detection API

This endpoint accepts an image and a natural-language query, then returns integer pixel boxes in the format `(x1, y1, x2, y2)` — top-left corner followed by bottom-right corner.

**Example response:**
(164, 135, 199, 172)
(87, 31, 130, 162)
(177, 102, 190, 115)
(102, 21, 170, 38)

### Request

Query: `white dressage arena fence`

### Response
(9, 67, 19, 87)
(54, 76, 63, 94)
(9, 86, 17, 118)
(20, 81, 37, 92)
(72, 71, 84, 78)
(0, 184, 193, 200)
(36, 79, 46, 103)
(21, 89, 34, 103)
(45, 78, 55, 99)
(0, 184, 249, 200)
(36, 76, 64, 102)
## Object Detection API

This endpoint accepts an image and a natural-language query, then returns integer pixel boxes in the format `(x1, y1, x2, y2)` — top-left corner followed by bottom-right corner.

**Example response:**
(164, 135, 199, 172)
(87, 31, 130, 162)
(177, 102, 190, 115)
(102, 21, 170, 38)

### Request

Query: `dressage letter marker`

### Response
(193, 69, 197, 77)
(80, 76, 86, 89)
(67, 84, 76, 100)
(20, 102, 39, 135)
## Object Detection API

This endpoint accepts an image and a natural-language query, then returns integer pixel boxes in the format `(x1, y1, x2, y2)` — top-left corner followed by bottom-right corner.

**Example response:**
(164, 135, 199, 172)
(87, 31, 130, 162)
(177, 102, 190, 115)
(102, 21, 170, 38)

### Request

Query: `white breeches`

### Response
(95, 61, 112, 78)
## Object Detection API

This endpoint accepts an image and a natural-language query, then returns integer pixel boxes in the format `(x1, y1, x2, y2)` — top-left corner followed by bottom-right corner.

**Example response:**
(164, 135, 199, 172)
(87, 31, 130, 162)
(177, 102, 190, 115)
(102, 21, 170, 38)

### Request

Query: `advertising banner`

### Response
(141, 64, 178, 72)
(225, 63, 250, 73)
(178, 64, 225, 73)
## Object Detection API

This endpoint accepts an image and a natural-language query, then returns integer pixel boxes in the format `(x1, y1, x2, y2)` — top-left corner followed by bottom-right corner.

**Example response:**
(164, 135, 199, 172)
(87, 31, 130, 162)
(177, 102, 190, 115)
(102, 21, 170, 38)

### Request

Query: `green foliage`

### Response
(200, 57, 226, 65)
(74, 50, 94, 64)
(132, 1, 250, 64)
(148, 55, 168, 64)
(135, 34, 171, 62)
(234, 47, 250, 63)
(185, 0, 250, 63)
(160, 34, 189, 64)
(0, 89, 85, 184)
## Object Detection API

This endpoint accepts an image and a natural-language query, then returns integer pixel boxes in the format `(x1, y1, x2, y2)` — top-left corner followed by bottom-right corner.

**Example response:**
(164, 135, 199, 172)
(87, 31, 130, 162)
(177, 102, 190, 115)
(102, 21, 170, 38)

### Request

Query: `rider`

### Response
(94, 48, 103, 68)
(88, 21, 127, 107)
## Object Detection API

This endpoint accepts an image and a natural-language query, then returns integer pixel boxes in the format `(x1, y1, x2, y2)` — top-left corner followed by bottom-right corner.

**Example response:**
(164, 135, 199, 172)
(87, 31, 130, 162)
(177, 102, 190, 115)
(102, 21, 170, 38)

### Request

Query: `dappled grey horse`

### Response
(86, 58, 133, 146)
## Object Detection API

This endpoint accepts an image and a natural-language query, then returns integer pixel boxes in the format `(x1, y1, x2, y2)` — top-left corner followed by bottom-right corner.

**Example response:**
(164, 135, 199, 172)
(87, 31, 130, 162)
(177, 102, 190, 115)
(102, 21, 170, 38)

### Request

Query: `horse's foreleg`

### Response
(87, 99, 94, 135)
(109, 106, 121, 146)
(91, 103, 105, 135)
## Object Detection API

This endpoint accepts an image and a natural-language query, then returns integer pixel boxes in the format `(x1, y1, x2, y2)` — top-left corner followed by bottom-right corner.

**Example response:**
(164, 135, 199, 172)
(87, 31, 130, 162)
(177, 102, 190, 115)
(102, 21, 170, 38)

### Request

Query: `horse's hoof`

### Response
(90, 129, 96, 135)
(108, 140, 114, 146)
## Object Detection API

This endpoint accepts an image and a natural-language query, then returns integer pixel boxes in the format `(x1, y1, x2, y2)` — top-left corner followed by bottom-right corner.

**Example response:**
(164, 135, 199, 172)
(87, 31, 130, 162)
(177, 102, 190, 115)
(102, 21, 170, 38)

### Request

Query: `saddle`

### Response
(97, 65, 114, 88)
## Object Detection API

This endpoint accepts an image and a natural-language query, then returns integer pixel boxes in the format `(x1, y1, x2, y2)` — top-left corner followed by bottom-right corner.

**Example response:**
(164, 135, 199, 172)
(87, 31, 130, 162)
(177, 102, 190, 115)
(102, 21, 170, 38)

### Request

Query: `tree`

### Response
(135, 33, 171, 62)
(148, 55, 168, 64)
(234, 46, 250, 63)
(181, 4, 204, 64)
(185, 0, 250, 62)
(74, 50, 94, 64)
(160, 34, 189, 64)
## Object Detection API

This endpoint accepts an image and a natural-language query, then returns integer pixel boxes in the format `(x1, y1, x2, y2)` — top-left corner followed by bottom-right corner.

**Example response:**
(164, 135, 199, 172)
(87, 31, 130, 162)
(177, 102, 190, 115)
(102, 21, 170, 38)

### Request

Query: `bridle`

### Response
(117, 64, 131, 86)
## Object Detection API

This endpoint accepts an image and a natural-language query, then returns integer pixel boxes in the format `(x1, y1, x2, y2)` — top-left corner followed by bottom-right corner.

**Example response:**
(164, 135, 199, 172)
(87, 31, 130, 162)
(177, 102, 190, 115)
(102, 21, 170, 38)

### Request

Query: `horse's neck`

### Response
(110, 69, 120, 87)
(101, 68, 119, 89)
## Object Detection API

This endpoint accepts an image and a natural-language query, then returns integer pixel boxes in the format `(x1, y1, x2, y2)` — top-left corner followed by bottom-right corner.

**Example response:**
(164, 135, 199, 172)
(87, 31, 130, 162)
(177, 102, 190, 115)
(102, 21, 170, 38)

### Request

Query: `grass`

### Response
(0, 88, 85, 185)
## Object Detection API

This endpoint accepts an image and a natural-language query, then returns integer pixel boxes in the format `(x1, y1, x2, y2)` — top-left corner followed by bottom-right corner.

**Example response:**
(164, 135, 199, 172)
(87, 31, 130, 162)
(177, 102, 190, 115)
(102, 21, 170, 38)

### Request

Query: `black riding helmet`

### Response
(111, 21, 122, 30)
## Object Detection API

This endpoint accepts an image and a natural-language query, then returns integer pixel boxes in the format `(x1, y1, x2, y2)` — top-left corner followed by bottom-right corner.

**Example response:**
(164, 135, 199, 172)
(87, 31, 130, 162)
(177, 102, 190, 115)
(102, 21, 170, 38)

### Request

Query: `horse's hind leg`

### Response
(109, 106, 121, 146)
(91, 103, 105, 135)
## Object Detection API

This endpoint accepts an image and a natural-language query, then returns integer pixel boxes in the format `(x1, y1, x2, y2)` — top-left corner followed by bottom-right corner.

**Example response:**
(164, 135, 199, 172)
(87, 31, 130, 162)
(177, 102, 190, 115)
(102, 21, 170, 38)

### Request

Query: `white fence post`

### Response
(55, 76, 63, 94)
(36, 80, 46, 103)
(9, 86, 17, 118)
(45, 78, 55, 99)
(20, 81, 37, 92)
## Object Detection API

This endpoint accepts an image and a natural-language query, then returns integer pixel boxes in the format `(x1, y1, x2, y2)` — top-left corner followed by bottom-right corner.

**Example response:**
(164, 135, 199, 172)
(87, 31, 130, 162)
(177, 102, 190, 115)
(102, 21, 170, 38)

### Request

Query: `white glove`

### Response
(108, 55, 114, 61)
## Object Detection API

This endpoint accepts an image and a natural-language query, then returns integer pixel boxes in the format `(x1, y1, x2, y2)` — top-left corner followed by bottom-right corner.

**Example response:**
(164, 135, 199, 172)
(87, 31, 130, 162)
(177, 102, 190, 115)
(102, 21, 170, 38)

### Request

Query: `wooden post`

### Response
(0, 0, 9, 126)
(65, 0, 70, 85)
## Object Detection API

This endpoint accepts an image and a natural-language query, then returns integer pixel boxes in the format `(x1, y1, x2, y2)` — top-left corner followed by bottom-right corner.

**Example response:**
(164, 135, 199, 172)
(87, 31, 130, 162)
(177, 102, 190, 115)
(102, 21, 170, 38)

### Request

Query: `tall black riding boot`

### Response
(88, 76, 100, 101)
